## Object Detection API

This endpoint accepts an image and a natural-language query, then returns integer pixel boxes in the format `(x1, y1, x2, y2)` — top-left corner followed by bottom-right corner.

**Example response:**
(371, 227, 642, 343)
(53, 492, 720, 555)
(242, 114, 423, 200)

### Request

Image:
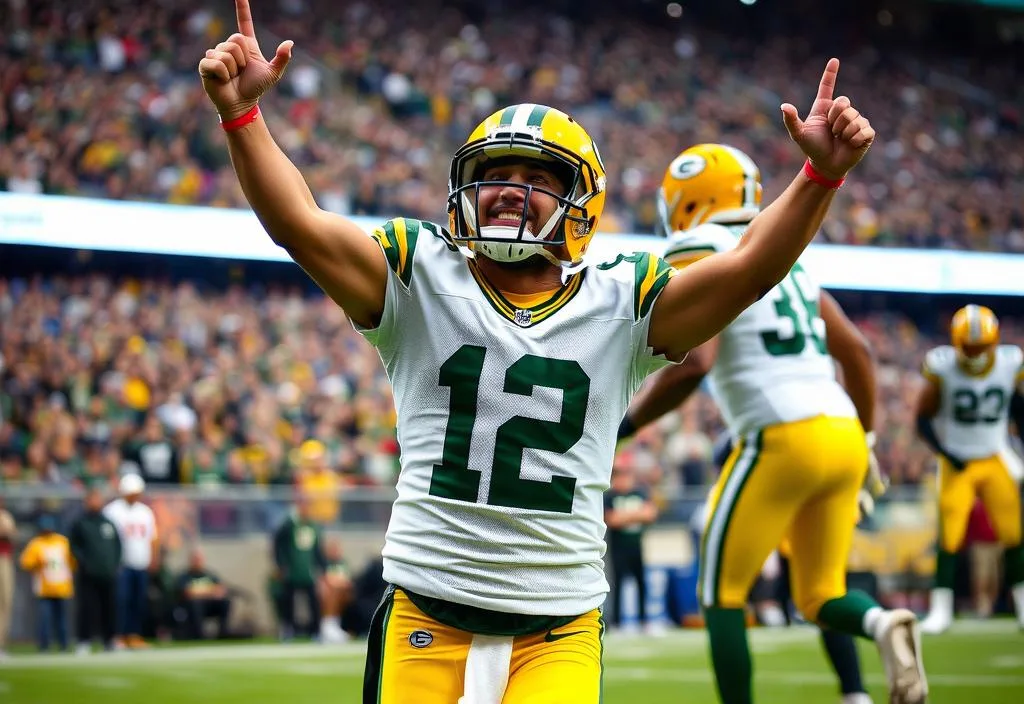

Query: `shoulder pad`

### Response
(596, 251, 674, 321)
(663, 223, 738, 268)
(997, 344, 1024, 365)
(370, 218, 454, 286)
(923, 346, 954, 378)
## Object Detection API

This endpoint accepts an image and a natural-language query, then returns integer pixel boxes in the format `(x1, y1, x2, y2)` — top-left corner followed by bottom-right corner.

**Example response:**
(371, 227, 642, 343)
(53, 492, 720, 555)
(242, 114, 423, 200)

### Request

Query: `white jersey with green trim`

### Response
(664, 223, 857, 436)
(923, 344, 1023, 460)
(354, 217, 674, 616)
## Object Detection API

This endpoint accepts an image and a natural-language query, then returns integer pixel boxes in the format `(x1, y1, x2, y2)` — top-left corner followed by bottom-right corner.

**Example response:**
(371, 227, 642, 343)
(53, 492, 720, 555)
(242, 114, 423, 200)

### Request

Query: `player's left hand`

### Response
(864, 431, 888, 497)
(781, 58, 875, 180)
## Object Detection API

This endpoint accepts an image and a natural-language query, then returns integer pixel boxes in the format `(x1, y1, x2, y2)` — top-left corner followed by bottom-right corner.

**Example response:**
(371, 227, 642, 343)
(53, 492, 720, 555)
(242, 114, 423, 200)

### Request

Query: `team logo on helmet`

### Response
(668, 154, 707, 180)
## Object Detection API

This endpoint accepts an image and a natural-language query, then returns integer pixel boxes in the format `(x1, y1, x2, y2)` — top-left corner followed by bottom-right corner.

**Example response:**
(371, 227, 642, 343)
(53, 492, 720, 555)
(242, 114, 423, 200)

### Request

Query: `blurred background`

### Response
(2, 0, 1024, 660)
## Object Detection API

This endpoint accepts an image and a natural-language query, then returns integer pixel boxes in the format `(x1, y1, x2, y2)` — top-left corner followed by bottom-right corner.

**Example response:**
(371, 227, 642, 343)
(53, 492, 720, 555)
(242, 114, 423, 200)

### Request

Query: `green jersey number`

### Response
(428, 344, 590, 514)
(760, 264, 827, 357)
(952, 387, 1007, 425)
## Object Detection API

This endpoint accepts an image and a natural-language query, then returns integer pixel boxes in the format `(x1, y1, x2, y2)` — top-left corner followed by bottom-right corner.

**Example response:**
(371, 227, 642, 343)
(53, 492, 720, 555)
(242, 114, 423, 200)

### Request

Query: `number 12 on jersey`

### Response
(428, 345, 593, 513)
(428, 344, 591, 514)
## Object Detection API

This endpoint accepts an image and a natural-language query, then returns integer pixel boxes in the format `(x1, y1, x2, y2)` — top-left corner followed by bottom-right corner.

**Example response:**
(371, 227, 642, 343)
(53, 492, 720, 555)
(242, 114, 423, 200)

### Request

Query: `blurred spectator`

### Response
(103, 473, 159, 649)
(295, 439, 341, 524)
(69, 486, 122, 654)
(340, 556, 386, 638)
(272, 496, 326, 641)
(1, 1, 1022, 251)
(0, 270, 1015, 494)
(19, 514, 75, 652)
(604, 453, 659, 635)
(125, 415, 181, 485)
(174, 547, 230, 640)
(0, 498, 14, 659)
(317, 536, 353, 643)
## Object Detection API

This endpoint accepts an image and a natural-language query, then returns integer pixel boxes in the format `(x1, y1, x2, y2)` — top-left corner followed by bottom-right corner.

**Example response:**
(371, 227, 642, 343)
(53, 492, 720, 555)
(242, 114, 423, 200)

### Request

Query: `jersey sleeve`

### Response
(662, 223, 738, 270)
(627, 252, 676, 384)
(353, 218, 449, 352)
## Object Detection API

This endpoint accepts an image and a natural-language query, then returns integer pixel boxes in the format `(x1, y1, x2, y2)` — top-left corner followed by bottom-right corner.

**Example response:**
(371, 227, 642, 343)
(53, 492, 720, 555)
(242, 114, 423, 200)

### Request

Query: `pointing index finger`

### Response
(236, 0, 256, 38)
(816, 57, 840, 102)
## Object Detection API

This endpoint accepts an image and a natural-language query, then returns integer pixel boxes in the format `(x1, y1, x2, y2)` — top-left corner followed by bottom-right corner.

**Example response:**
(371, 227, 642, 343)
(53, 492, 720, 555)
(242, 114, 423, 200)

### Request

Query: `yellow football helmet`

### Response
(950, 304, 999, 373)
(447, 103, 607, 266)
(656, 143, 762, 235)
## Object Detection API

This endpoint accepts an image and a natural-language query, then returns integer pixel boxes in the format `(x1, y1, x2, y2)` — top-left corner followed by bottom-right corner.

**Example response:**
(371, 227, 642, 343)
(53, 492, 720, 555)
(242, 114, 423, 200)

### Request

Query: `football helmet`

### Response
(950, 304, 999, 374)
(447, 103, 607, 266)
(656, 143, 762, 235)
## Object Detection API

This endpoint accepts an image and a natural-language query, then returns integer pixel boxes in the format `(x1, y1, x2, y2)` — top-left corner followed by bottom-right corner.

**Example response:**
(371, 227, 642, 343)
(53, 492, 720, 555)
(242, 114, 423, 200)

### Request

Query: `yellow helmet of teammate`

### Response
(950, 304, 1000, 373)
(656, 143, 762, 235)
(447, 103, 607, 266)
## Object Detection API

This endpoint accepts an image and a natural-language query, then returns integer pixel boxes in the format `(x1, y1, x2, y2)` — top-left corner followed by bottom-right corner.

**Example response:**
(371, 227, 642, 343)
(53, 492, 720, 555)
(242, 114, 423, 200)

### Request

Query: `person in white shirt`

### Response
(103, 474, 158, 649)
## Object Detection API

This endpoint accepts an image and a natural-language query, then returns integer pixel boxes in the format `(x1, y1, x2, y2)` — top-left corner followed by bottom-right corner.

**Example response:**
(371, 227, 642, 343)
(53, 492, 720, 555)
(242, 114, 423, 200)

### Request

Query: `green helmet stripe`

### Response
(526, 105, 550, 128)
(497, 106, 517, 126)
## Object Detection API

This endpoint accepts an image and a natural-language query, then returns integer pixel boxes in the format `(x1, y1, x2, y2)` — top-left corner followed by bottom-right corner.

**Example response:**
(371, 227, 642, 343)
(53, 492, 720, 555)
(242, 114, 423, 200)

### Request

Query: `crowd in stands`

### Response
(3, 273, 1020, 515)
(2, 0, 1023, 250)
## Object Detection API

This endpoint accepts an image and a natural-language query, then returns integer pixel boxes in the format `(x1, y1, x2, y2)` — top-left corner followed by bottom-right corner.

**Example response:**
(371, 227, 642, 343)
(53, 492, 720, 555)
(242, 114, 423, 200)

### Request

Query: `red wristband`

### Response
(220, 104, 260, 132)
(803, 159, 845, 189)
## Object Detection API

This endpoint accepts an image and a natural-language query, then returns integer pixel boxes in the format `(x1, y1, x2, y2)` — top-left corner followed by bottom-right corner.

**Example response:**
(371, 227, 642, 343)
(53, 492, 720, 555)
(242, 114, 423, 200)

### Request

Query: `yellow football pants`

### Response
(363, 588, 604, 704)
(937, 452, 1022, 552)
(699, 415, 868, 622)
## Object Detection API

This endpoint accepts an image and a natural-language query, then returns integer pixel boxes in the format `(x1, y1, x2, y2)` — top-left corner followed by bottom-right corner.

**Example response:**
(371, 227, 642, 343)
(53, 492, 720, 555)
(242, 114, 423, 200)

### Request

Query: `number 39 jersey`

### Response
(664, 223, 856, 437)
(922, 344, 1024, 460)
(355, 218, 675, 616)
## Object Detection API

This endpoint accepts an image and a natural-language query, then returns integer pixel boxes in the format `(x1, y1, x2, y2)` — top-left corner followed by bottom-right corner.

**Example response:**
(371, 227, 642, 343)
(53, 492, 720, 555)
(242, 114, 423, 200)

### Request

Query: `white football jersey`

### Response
(663, 223, 857, 436)
(355, 218, 674, 616)
(923, 344, 1024, 460)
(102, 498, 157, 570)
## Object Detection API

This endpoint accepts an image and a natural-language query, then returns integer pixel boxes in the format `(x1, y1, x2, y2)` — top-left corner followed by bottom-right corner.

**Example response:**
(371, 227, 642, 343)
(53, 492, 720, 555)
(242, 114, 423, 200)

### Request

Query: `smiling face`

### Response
(474, 159, 568, 242)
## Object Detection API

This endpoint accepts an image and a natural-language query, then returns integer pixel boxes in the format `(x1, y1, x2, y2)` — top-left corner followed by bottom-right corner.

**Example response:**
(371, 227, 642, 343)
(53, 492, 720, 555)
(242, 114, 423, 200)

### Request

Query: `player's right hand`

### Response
(198, 0, 293, 120)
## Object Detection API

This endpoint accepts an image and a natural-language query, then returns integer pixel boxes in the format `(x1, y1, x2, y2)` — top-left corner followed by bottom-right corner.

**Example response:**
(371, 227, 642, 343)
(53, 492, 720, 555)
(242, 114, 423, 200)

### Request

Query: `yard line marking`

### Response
(4, 643, 366, 669)
(605, 667, 1024, 687)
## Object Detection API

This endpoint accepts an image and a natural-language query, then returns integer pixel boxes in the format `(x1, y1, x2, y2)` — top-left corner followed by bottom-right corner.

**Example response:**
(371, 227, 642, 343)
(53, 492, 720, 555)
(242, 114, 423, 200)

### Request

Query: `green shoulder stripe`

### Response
(633, 253, 674, 321)
(371, 218, 421, 287)
(419, 220, 458, 252)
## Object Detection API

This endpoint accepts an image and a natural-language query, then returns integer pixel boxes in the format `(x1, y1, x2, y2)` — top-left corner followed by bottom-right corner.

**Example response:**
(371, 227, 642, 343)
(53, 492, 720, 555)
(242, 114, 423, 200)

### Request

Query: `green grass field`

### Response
(2, 621, 1021, 703)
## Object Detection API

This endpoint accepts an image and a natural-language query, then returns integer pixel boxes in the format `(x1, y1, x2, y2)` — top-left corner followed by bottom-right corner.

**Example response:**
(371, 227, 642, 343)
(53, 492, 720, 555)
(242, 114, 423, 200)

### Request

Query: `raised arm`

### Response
(199, 0, 387, 328)
(648, 59, 875, 361)
(820, 291, 876, 433)
(619, 337, 719, 442)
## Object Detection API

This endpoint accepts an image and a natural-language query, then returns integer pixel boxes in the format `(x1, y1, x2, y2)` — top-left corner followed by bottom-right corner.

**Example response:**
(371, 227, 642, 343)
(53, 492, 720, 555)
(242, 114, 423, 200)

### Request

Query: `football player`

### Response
(199, 3, 876, 701)
(915, 304, 1024, 634)
(618, 144, 924, 704)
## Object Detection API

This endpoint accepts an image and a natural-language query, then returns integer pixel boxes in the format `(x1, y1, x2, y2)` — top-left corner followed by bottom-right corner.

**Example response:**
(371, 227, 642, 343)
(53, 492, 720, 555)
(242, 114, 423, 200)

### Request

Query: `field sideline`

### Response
(2, 621, 1021, 703)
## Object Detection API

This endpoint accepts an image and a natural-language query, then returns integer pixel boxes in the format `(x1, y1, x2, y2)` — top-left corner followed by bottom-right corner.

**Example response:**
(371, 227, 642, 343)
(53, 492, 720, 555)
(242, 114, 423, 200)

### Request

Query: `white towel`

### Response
(458, 634, 514, 704)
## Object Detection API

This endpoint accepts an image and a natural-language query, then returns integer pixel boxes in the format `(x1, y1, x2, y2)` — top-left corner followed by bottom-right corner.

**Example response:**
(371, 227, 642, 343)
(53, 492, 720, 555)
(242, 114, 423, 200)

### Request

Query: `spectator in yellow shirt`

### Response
(294, 440, 340, 525)
(19, 515, 75, 652)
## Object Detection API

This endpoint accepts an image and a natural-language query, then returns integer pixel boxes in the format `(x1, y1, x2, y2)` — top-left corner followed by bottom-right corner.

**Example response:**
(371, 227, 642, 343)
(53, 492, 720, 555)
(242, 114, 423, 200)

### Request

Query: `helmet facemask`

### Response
(448, 137, 597, 267)
(956, 343, 995, 374)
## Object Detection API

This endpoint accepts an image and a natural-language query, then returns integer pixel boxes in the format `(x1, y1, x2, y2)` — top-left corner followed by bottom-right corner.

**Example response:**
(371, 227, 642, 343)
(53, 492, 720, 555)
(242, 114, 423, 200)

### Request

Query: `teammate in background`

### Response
(706, 432, 878, 704)
(200, 3, 876, 700)
(915, 304, 1024, 634)
(618, 144, 921, 704)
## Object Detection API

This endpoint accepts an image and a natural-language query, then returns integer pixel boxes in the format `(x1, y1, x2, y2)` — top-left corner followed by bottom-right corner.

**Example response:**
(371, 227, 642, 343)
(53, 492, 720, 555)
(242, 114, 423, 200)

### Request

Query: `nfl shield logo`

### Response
(513, 309, 532, 327)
